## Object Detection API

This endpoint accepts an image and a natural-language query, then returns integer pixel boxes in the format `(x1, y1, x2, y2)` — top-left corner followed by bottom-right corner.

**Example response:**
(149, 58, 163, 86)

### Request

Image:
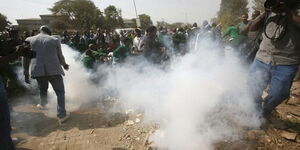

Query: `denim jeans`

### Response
(0, 76, 15, 150)
(36, 75, 66, 118)
(249, 59, 299, 118)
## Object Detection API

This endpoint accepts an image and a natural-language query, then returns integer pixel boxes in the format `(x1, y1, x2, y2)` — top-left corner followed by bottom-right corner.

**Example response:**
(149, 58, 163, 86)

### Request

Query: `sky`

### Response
(0, 0, 222, 25)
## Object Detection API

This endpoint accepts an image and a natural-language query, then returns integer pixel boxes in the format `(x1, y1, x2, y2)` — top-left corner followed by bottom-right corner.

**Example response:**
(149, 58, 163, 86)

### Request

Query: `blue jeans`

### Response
(249, 59, 299, 118)
(0, 77, 15, 150)
(36, 75, 66, 118)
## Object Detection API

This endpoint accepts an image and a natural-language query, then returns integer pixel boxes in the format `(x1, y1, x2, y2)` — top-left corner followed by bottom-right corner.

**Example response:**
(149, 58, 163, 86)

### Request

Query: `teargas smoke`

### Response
(97, 35, 262, 149)
(25, 33, 261, 149)
(44, 45, 103, 116)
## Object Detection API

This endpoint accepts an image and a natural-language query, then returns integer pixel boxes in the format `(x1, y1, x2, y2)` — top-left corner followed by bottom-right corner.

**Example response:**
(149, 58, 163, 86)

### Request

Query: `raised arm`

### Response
(249, 12, 268, 31)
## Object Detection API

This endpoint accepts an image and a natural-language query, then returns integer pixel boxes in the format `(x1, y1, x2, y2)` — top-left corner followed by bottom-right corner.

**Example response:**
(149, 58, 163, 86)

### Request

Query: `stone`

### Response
(135, 118, 141, 123)
(280, 131, 297, 141)
(126, 120, 135, 126)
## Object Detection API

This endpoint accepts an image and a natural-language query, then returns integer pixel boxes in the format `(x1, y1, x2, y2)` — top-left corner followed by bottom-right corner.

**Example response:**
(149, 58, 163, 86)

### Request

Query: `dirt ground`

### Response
(11, 81, 300, 150)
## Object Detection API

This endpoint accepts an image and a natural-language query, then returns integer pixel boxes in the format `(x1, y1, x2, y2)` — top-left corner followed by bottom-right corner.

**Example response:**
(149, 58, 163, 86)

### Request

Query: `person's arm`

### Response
(241, 22, 252, 35)
(249, 12, 268, 31)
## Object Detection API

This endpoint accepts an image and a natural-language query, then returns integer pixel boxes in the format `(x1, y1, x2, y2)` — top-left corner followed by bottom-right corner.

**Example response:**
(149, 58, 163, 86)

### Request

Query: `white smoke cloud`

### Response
(36, 36, 260, 149)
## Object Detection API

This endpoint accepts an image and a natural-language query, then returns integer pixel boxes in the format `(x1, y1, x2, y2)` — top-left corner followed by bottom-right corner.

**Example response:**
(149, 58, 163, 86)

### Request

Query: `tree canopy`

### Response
(139, 14, 153, 29)
(103, 5, 124, 30)
(0, 13, 10, 32)
(49, 0, 103, 30)
(252, 0, 265, 12)
(217, 0, 249, 30)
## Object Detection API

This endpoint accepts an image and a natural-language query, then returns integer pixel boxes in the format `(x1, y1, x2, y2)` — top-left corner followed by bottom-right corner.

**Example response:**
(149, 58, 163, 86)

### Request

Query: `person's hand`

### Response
(63, 64, 69, 70)
(25, 74, 30, 84)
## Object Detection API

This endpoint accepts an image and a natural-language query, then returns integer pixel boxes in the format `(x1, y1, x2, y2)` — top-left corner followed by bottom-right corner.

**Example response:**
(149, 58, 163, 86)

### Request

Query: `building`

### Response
(123, 19, 135, 28)
(16, 14, 61, 31)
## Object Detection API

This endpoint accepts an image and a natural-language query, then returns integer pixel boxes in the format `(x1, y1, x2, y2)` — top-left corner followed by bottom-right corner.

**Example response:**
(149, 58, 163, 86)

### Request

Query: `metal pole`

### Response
(132, 0, 141, 27)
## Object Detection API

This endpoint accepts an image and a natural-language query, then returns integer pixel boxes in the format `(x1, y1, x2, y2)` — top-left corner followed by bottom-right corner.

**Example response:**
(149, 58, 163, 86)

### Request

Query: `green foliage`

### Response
(218, 0, 249, 30)
(50, 19, 69, 32)
(138, 14, 153, 29)
(252, 0, 265, 12)
(49, 0, 103, 30)
(0, 13, 10, 31)
(103, 5, 124, 30)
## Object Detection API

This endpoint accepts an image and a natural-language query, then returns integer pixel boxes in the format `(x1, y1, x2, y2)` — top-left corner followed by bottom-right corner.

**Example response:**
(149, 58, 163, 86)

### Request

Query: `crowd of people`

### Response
(1, 0, 300, 149)
(56, 22, 223, 69)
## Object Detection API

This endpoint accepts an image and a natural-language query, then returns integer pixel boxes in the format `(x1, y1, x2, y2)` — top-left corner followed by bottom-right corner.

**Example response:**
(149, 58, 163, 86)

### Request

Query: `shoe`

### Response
(58, 113, 70, 124)
(36, 104, 45, 110)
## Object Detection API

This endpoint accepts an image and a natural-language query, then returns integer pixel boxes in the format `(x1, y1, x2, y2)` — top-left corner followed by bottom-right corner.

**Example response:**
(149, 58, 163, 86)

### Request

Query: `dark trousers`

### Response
(0, 77, 15, 150)
(36, 75, 66, 118)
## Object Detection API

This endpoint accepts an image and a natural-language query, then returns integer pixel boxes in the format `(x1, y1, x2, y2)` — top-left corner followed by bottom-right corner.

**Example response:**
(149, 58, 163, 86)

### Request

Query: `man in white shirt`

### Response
(132, 28, 144, 53)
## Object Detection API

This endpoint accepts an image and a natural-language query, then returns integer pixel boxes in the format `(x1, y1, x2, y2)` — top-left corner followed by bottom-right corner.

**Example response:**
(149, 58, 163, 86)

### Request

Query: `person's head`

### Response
(40, 25, 51, 35)
(177, 27, 184, 33)
(202, 20, 209, 27)
(241, 14, 249, 22)
(146, 26, 157, 38)
(211, 22, 217, 27)
(252, 10, 261, 20)
(135, 28, 142, 36)
(23, 31, 30, 38)
(193, 22, 198, 28)
(63, 31, 68, 36)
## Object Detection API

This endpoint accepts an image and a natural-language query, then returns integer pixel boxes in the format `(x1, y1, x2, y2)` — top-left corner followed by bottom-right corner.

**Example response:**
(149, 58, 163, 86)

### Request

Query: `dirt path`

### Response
(11, 81, 300, 150)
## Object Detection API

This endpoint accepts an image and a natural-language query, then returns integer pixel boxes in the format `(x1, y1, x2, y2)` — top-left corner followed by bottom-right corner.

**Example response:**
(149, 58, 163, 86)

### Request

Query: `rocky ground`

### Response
(11, 81, 300, 150)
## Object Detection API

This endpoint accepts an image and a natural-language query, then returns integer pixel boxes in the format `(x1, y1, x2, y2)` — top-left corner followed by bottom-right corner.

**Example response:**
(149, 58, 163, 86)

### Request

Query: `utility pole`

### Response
(132, 0, 141, 27)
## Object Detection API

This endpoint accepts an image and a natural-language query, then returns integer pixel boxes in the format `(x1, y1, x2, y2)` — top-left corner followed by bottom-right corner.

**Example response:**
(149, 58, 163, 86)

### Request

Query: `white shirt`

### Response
(133, 35, 144, 52)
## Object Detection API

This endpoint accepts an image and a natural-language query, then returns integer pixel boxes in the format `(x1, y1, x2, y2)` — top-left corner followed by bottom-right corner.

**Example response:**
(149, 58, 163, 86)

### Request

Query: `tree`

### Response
(0, 13, 10, 31)
(138, 14, 153, 29)
(217, 0, 249, 30)
(103, 5, 124, 30)
(50, 20, 68, 32)
(49, 0, 103, 30)
(252, 0, 265, 12)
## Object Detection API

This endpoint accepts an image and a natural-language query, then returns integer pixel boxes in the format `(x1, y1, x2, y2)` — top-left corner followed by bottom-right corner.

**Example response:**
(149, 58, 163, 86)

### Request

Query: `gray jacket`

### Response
(24, 33, 67, 78)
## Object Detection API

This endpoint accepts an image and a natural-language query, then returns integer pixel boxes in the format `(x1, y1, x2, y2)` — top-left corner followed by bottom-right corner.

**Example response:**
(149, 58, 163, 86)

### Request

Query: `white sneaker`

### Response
(36, 104, 45, 110)
(58, 113, 70, 124)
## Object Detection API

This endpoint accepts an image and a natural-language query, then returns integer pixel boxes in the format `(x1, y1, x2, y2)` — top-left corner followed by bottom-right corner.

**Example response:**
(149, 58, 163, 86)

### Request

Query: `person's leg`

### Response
(36, 77, 49, 107)
(49, 75, 66, 118)
(0, 77, 15, 150)
(263, 65, 299, 118)
(248, 59, 271, 111)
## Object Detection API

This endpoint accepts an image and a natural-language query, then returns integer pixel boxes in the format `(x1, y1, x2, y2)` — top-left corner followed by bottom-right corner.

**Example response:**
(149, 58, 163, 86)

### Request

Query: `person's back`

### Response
(23, 25, 69, 124)
(225, 26, 239, 39)
(26, 33, 65, 77)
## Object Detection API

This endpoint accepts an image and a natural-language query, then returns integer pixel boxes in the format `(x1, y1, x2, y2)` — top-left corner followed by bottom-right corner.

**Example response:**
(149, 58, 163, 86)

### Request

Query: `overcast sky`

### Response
(0, 0, 223, 25)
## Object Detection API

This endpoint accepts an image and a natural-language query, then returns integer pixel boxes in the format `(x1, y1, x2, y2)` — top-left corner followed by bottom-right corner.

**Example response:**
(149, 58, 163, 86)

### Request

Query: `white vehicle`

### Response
(115, 28, 136, 35)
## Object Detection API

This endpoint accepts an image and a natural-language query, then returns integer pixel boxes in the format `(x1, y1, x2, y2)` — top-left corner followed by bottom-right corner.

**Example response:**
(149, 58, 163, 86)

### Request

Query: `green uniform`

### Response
(113, 45, 130, 63)
(224, 26, 246, 48)
(81, 55, 95, 69)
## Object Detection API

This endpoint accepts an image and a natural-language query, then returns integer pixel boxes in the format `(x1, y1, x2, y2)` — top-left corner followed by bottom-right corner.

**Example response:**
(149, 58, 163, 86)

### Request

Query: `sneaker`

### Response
(36, 104, 45, 110)
(58, 113, 70, 124)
